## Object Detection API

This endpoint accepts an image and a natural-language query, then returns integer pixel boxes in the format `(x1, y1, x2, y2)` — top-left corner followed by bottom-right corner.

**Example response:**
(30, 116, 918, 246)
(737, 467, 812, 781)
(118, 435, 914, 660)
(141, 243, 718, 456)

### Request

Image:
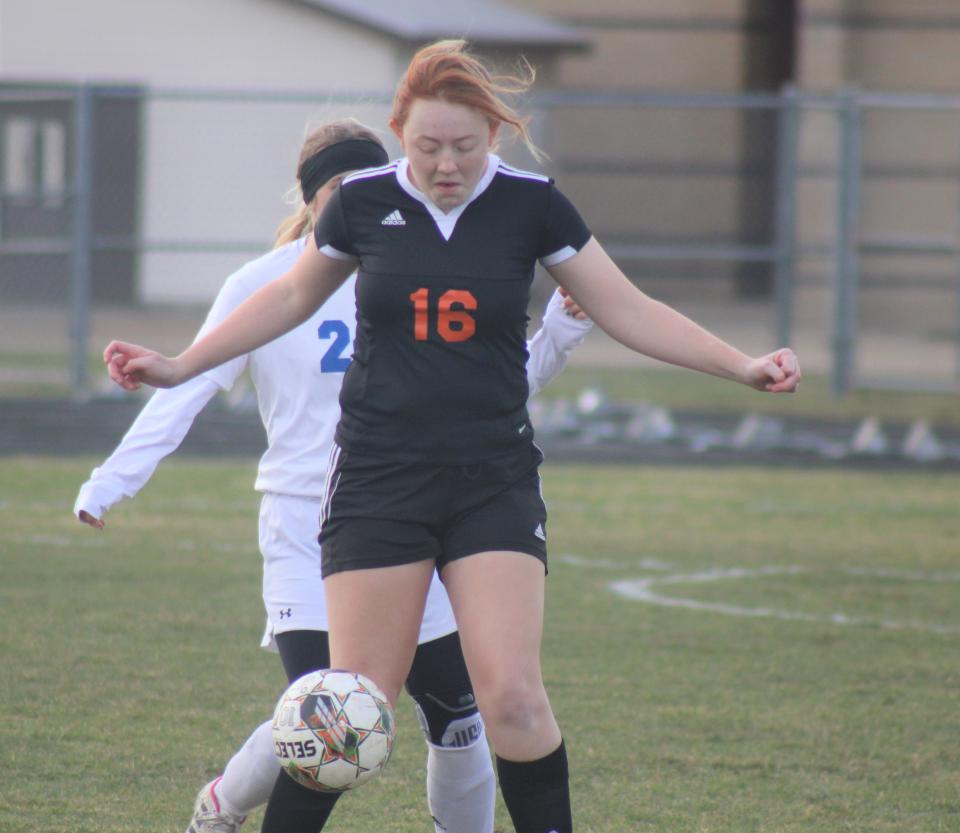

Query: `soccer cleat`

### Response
(185, 776, 247, 833)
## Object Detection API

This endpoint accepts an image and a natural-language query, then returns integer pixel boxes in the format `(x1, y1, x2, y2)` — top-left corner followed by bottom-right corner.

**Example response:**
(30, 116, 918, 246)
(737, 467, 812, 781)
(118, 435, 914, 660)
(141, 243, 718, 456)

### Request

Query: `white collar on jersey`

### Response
(396, 153, 501, 241)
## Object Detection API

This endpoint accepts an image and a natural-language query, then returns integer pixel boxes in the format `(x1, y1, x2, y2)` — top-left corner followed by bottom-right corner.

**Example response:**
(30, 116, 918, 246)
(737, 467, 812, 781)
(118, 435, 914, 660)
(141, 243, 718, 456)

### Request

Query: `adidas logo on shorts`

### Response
(381, 209, 406, 226)
(534, 522, 546, 541)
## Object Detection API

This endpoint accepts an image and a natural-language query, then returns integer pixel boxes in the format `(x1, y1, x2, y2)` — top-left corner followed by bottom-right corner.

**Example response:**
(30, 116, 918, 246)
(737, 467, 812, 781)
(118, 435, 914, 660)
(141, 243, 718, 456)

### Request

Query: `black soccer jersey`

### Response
(314, 154, 592, 463)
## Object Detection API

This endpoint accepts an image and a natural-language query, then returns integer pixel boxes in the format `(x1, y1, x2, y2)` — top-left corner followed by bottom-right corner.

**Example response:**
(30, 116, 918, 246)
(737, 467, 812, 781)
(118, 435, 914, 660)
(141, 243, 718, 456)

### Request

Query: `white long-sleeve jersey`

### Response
(75, 237, 591, 520)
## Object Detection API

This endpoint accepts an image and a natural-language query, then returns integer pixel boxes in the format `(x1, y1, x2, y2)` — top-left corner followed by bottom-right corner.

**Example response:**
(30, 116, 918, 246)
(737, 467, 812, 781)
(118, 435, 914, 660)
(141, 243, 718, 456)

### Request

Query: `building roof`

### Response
(292, 0, 588, 50)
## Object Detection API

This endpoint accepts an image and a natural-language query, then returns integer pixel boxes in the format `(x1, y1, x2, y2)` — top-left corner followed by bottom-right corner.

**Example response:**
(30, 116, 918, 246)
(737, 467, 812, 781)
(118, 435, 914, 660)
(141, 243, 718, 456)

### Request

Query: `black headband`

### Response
(299, 139, 389, 204)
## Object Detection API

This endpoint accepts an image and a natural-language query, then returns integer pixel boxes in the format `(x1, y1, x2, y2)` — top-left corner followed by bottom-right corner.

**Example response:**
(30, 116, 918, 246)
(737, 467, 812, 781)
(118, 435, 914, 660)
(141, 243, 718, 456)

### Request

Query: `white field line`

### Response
(552, 555, 960, 635)
(608, 565, 960, 636)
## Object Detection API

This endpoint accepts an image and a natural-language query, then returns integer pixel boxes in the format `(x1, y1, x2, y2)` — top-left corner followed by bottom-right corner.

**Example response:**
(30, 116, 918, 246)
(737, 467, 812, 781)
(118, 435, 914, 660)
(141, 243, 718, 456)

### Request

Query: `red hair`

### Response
(390, 40, 542, 159)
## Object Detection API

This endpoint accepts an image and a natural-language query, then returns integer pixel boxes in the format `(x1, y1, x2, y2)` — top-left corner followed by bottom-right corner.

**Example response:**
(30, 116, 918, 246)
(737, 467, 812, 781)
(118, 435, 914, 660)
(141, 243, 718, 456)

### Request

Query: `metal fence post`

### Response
(956, 174, 960, 384)
(0, 106, 6, 244)
(773, 85, 799, 349)
(69, 84, 95, 399)
(832, 89, 863, 396)
(955, 249, 960, 383)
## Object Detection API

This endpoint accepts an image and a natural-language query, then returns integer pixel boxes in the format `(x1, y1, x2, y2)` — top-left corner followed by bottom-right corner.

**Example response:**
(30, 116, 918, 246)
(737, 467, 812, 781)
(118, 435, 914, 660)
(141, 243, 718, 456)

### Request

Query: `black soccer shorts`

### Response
(319, 443, 548, 577)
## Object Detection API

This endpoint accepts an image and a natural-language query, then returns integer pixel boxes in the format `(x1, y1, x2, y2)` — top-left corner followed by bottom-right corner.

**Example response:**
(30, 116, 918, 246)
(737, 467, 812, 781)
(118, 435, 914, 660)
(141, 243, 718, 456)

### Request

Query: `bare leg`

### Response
(261, 560, 435, 833)
(441, 551, 561, 761)
(323, 559, 436, 704)
(442, 551, 572, 832)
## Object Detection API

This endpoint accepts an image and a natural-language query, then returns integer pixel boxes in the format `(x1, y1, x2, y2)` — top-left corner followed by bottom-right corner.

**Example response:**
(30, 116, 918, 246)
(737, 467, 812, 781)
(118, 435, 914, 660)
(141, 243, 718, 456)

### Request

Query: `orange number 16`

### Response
(409, 288, 477, 343)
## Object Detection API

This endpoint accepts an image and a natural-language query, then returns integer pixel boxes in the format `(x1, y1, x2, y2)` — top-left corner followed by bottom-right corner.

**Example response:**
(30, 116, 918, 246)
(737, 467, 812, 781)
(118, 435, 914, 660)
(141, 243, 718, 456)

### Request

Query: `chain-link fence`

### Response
(2, 84, 958, 398)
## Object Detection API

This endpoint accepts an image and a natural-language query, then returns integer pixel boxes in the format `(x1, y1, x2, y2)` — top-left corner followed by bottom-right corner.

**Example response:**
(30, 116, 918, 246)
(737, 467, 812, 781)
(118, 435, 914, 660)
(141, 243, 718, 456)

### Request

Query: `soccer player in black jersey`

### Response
(105, 40, 800, 833)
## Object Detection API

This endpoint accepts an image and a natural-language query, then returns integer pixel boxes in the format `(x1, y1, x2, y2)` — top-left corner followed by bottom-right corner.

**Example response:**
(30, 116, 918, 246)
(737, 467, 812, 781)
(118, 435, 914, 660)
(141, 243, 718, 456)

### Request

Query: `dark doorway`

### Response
(1, 84, 142, 304)
(736, 0, 798, 297)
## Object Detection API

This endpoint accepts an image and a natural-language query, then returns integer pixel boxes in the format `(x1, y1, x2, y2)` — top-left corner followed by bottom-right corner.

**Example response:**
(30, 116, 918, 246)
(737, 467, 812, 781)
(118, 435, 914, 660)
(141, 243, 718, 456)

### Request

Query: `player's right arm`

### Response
(75, 256, 270, 528)
(105, 240, 355, 391)
(73, 377, 222, 528)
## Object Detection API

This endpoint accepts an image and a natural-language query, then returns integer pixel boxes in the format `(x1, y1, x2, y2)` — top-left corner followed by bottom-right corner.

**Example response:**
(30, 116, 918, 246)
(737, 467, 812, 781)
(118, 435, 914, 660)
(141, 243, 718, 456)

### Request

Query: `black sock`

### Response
(496, 740, 572, 833)
(260, 771, 340, 833)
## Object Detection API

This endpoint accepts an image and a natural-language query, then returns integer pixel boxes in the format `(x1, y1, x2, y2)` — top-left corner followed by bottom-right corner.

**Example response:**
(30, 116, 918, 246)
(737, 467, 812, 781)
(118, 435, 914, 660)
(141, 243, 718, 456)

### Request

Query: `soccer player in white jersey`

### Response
(74, 120, 592, 833)
(103, 41, 799, 833)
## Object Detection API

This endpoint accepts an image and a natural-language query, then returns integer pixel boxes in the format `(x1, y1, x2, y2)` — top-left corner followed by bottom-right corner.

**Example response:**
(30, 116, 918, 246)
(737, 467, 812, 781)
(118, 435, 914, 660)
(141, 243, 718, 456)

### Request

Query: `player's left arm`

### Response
(525, 288, 593, 398)
(547, 238, 800, 392)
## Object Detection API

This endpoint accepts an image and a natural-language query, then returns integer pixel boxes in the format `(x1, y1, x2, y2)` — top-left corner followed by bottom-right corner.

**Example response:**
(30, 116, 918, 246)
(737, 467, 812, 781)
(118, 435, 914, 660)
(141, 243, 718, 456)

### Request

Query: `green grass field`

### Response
(1, 456, 959, 833)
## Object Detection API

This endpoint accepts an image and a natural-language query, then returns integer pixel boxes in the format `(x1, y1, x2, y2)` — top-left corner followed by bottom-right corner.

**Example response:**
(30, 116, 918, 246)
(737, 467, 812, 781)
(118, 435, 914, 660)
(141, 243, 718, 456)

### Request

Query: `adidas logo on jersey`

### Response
(534, 523, 546, 541)
(381, 210, 406, 226)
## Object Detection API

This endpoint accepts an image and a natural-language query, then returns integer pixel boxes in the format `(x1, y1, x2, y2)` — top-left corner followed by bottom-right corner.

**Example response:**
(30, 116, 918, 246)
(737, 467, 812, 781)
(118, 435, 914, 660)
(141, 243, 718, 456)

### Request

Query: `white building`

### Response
(0, 0, 585, 304)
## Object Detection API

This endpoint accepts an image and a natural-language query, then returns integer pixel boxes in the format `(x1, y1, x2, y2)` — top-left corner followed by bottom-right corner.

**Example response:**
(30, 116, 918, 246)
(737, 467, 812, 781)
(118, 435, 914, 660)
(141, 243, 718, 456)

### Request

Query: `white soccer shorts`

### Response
(258, 492, 458, 651)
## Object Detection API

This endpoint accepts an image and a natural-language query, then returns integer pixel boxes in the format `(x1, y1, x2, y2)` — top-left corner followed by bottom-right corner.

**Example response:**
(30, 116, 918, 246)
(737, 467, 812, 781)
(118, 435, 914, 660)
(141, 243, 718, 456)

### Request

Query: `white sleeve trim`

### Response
(319, 243, 357, 262)
(72, 376, 221, 521)
(539, 245, 579, 268)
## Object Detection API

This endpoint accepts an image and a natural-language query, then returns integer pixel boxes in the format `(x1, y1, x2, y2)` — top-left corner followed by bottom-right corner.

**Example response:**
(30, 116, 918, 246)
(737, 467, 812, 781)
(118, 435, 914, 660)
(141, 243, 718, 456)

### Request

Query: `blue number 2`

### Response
(318, 320, 352, 373)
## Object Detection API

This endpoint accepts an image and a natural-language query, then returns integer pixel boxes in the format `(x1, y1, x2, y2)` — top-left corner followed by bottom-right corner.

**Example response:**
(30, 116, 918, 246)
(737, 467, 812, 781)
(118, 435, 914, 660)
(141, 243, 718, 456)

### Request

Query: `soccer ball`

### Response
(271, 668, 396, 792)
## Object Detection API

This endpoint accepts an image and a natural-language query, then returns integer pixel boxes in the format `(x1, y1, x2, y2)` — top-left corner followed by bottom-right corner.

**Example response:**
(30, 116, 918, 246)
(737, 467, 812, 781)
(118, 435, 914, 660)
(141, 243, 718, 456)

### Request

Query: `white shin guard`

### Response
(425, 731, 496, 833)
(217, 719, 281, 817)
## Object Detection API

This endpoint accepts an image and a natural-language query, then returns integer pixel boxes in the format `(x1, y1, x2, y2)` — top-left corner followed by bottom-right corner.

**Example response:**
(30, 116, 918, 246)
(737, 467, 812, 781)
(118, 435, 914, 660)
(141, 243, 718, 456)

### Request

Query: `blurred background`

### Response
(1, 0, 959, 418)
